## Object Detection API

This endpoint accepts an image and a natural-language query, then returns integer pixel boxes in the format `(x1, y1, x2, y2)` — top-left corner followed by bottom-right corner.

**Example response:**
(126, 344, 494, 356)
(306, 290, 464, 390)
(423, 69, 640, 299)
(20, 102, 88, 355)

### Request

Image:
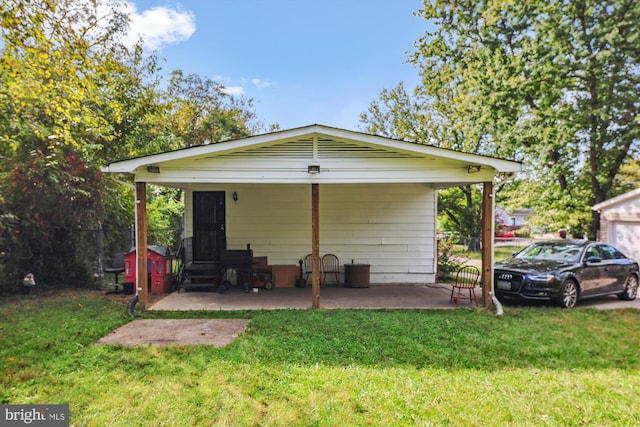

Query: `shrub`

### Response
(437, 237, 464, 281)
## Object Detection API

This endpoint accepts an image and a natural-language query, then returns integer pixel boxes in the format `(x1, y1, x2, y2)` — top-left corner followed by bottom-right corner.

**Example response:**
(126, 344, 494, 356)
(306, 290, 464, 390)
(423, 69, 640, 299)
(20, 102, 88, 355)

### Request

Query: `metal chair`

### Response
(450, 265, 480, 306)
(321, 253, 340, 286)
(104, 252, 126, 293)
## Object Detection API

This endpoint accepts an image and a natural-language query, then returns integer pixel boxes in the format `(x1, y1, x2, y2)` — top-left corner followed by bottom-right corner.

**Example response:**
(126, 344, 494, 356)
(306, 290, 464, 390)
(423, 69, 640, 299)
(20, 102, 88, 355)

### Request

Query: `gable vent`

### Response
(218, 137, 416, 159)
(219, 138, 314, 158)
(317, 138, 413, 159)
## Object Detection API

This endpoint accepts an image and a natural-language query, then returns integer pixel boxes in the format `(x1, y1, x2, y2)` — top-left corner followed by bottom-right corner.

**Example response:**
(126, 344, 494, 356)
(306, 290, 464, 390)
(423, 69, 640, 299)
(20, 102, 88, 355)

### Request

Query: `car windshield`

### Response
(515, 243, 583, 263)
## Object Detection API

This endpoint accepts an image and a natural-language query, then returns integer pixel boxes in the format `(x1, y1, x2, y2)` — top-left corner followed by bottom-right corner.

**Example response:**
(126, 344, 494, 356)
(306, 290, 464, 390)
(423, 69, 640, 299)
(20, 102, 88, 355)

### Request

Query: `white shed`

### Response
(592, 188, 640, 263)
(104, 125, 522, 308)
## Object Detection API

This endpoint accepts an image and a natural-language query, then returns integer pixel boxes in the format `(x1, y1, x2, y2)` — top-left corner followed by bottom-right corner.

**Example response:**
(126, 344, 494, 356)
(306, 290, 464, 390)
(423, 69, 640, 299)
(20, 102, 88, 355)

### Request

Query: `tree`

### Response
(439, 185, 484, 250)
(615, 158, 640, 190)
(362, 0, 640, 239)
(0, 1, 268, 290)
(0, 0, 136, 287)
(164, 70, 261, 147)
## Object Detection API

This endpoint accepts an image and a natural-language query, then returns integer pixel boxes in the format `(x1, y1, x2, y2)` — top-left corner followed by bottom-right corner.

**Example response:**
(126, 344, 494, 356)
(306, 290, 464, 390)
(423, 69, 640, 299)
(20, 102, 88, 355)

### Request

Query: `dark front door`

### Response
(193, 191, 226, 262)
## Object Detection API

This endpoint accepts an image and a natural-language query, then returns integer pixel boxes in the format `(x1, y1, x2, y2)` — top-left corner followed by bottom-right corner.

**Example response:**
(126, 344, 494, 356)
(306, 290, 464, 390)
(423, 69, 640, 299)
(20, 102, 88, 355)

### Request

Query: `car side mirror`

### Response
(511, 252, 518, 258)
(585, 256, 602, 264)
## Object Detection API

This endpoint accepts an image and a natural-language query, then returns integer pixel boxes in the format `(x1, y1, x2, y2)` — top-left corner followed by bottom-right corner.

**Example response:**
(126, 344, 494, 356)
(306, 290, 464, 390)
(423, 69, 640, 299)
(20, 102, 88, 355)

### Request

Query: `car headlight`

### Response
(526, 274, 556, 283)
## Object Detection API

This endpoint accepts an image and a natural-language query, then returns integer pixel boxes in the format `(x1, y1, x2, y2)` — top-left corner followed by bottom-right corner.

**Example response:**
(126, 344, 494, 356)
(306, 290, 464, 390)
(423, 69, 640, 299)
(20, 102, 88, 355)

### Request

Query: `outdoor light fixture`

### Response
(308, 164, 321, 174)
(232, 192, 238, 202)
(146, 165, 160, 173)
(467, 165, 481, 173)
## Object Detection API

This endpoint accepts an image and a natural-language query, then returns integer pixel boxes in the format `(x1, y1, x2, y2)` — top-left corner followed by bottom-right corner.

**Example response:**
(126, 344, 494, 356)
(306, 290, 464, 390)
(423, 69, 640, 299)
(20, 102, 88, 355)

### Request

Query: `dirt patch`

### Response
(97, 319, 250, 347)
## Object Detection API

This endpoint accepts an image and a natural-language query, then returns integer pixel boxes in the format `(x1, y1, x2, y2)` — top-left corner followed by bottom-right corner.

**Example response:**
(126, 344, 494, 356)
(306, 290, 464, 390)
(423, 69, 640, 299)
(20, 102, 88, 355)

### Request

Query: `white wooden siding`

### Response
(594, 190, 640, 263)
(185, 183, 437, 283)
(609, 222, 640, 263)
(135, 133, 500, 186)
(146, 155, 495, 185)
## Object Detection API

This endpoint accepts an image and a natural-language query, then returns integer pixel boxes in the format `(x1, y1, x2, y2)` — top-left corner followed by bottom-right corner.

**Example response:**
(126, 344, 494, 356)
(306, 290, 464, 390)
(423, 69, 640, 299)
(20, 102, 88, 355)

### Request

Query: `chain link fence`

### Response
(0, 225, 182, 293)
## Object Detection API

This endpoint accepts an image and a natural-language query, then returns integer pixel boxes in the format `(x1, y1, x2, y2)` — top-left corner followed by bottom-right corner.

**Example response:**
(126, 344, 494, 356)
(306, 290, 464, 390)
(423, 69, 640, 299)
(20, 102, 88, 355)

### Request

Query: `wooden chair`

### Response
(450, 265, 480, 306)
(321, 253, 340, 286)
(303, 254, 313, 284)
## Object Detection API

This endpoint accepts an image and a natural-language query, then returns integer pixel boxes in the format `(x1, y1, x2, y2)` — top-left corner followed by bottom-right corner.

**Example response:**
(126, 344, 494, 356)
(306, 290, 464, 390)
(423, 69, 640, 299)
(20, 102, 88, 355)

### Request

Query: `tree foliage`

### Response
(438, 185, 483, 240)
(0, 0, 263, 290)
(165, 70, 260, 147)
(0, 0, 133, 286)
(361, 0, 640, 238)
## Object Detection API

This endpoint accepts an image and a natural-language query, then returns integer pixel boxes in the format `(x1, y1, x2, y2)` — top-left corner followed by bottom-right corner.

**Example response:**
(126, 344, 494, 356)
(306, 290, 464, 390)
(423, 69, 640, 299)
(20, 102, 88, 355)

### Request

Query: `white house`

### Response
(498, 208, 532, 229)
(103, 125, 522, 308)
(592, 188, 640, 263)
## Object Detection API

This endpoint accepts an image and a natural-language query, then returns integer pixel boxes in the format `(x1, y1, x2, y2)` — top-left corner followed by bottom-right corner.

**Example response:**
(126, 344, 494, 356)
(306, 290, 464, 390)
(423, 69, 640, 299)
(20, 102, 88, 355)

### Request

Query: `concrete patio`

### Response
(150, 283, 463, 311)
(147, 282, 640, 311)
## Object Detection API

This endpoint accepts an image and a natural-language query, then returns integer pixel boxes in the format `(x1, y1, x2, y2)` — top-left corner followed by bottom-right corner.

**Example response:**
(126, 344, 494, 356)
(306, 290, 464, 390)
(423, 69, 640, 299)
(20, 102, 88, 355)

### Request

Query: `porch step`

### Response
(178, 261, 219, 292)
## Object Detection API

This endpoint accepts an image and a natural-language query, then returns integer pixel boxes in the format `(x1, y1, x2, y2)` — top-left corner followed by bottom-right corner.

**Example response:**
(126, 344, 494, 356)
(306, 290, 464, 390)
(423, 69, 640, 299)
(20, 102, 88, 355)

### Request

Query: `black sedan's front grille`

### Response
(494, 271, 524, 292)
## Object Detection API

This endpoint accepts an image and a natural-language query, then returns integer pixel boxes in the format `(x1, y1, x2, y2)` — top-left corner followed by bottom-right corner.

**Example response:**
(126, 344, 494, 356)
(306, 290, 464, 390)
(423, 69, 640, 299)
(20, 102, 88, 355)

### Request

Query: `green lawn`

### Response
(2, 290, 639, 426)
(456, 244, 527, 262)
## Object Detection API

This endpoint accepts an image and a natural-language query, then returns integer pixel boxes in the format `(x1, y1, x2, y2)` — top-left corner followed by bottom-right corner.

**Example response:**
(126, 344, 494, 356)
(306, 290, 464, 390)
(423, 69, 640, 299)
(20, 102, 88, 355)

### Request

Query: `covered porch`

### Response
(103, 125, 522, 309)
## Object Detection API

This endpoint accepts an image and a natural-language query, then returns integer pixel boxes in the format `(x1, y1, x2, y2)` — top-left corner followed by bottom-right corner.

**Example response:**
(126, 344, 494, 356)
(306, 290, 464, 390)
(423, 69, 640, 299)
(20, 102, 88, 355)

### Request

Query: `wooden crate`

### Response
(271, 265, 298, 288)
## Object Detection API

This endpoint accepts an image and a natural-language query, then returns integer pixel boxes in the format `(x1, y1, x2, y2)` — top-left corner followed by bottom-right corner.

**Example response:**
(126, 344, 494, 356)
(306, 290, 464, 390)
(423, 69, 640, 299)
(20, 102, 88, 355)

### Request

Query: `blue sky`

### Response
(123, 1, 427, 131)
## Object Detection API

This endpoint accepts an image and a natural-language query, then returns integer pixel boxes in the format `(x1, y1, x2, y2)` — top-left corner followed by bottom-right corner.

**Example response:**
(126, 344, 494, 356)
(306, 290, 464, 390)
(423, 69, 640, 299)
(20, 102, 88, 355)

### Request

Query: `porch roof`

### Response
(103, 124, 522, 187)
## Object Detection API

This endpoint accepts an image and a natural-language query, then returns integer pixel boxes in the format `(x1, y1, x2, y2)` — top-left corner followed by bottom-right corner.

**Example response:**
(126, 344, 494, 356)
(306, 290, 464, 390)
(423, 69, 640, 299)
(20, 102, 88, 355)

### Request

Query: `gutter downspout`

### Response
(490, 172, 516, 316)
(490, 182, 503, 316)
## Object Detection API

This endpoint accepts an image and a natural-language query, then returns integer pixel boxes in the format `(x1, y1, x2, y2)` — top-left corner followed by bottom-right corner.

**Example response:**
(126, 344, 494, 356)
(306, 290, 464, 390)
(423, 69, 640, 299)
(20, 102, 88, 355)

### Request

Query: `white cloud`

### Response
(213, 76, 271, 97)
(251, 78, 271, 89)
(122, 2, 196, 51)
(220, 86, 245, 96)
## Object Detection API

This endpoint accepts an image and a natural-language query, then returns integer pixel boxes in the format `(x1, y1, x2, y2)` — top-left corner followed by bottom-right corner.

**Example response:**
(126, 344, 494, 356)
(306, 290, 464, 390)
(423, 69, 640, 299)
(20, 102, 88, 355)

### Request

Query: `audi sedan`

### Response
(494, 240, 639, 308)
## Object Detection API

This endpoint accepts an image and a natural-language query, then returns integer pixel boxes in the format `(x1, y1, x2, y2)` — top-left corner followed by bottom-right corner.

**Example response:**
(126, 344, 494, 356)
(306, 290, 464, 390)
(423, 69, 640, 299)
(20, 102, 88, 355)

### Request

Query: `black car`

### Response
(494, 239, 639, 308)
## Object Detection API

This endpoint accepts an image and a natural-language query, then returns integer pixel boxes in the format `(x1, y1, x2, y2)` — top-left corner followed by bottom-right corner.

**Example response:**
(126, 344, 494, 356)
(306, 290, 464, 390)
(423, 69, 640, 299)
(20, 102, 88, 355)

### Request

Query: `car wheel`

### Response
(559, 280, 579, 308)
(618, 275, 638, 301)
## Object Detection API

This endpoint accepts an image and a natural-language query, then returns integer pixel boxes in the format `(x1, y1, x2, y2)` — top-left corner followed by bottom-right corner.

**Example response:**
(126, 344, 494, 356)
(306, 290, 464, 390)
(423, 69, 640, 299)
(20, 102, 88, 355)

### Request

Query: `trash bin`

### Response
(122, 282, 134, 295)
(344, 263, 370, 288)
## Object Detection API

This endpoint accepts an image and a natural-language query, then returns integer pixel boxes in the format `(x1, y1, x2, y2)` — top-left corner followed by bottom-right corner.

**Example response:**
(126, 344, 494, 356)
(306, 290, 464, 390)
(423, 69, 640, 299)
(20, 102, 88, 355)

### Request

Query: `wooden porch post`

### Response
(311, 183, 320, 308)
(481, 181, 494, 307)
(136, 182, 149, 310)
